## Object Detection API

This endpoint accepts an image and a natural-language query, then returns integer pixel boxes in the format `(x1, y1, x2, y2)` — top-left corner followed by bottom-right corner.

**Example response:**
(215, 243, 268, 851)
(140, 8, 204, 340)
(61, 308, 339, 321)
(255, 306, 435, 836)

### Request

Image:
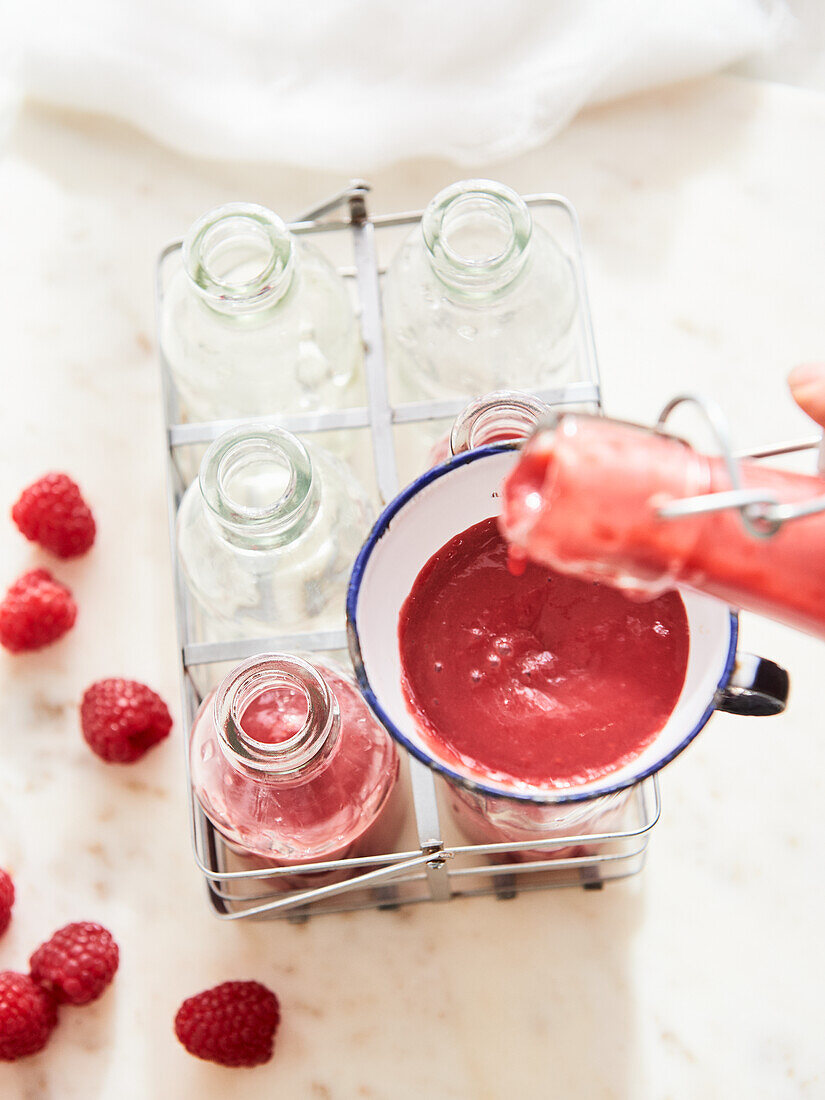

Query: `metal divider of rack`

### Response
(157, 180, 646, 921)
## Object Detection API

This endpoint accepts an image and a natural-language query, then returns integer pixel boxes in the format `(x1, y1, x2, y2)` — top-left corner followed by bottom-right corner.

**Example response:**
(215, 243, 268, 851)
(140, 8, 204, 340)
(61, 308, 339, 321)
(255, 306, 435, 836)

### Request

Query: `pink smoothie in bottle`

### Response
(500, 412, 825, 638)
(189, 654, 403, 884)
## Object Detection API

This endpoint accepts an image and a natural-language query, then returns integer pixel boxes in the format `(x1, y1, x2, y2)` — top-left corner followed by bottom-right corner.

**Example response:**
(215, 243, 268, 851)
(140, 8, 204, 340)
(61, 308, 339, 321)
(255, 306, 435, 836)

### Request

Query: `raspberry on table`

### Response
(80, 678, 172, 764)
(174, 981, 281, 1068)
(0, 569, 77, 653)
(11, 472, 96, 559)
(0, 971, 58, 1061)
(0, 870, 14, 937)
(29, 922, 119, 1006)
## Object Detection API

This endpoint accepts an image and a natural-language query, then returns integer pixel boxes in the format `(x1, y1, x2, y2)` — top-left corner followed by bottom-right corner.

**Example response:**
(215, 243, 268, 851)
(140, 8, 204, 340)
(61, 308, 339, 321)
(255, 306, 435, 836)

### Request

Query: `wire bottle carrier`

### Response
(157, 181, 669, 919)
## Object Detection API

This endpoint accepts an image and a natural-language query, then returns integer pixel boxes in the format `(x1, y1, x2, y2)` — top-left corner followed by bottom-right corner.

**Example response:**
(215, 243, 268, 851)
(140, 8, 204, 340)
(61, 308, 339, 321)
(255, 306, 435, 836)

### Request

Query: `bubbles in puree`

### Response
(398, 517, 689, 788)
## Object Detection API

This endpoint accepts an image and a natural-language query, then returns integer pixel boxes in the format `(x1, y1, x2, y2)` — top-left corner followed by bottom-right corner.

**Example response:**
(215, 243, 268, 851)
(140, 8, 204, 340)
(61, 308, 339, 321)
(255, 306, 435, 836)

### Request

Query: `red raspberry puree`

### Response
(399, 517, 689, 789)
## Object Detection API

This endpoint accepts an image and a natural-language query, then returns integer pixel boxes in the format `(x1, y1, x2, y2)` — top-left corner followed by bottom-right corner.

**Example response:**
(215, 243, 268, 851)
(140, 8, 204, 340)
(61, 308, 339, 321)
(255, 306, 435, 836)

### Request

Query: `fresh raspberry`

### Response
(12, 472, 96, 558)
(0, 569, 77, 653)
(0, 972, 58, 1061)
(174, 981, 280, 1068)
(80, 678, 172, 764)
(29, 922, 119, 1006)
(0, 870, 13, 937)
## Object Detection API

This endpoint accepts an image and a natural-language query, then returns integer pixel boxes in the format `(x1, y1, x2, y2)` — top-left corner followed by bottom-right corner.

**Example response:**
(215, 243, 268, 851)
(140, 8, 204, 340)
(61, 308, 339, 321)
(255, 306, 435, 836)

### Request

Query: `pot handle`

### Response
(715, 653, 789, 716)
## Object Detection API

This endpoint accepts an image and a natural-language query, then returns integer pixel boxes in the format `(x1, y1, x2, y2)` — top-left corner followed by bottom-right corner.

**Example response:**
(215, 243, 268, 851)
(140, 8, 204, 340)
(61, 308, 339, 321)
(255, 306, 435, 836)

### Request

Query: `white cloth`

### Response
(1, 0, 789, 170)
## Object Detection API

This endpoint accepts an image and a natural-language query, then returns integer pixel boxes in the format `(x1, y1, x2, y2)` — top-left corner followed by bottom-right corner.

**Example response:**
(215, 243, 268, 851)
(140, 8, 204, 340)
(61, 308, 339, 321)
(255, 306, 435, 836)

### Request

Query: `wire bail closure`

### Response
(654, 394, 825, 539)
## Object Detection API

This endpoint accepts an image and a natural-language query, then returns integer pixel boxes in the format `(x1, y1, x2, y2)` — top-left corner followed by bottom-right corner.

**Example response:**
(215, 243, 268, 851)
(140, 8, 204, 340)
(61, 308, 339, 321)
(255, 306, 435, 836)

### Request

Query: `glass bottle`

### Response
(189, 654, 402, 873)
(161, 202, 362, 422)
(445, 782, 633, 863)
(383, 180, 578, 401)
(501, 412, 825, 638)
(177, 424, 372, 635)
(428, 390, 551, 465)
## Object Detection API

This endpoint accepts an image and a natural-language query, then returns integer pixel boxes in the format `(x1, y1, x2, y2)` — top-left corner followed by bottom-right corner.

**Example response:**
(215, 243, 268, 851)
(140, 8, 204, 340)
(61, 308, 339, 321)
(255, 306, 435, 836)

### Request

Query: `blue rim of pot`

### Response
(346, 444, 738, 805)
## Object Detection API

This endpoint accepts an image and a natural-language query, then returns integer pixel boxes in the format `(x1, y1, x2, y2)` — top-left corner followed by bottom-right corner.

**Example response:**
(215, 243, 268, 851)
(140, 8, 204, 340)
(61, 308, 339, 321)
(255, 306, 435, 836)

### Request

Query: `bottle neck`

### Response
(502, 411, 825, 637)
(183, 202, 296, 316)
(500, 412, 712, 593)
(199, 426, 319, 550)
(214, 654, 341, 779)
(450, 391, 550, 455)
(422, 180, 532, 299)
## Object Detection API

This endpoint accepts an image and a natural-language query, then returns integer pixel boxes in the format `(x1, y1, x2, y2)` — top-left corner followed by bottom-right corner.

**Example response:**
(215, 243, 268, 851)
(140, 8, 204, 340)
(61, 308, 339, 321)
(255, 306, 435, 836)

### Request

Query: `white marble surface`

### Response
(1, 74, 824, 1098)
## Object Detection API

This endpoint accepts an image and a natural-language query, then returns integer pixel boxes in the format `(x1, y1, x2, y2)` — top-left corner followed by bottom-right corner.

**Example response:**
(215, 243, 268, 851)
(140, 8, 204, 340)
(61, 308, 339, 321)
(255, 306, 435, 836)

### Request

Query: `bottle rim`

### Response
(421, 179, 532, 295)
(183, 202, 295, 313)
(214, 653, 341, 775)
(198, 424, 319, 547)
(450, 390, 550, 455)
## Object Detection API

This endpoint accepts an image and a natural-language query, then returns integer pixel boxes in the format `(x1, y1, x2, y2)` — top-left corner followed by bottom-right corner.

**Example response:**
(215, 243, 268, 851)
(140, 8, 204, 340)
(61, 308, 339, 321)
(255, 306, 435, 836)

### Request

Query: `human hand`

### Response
(788, 364, 825, 429)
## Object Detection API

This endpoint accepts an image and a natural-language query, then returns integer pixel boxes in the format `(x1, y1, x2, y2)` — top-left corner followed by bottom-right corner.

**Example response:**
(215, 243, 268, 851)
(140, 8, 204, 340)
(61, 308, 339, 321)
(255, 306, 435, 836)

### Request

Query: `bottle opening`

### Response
(234, 680, 310, 748)
(450, 391, 550, 455)
(199, 215, 281, 289)
(440, 195, 515, 268)
(199, 425, 318, 546)
(422, 179, 532, 295)
(216, 654, 340, 774)
(217, 437, 296, 520)
(498, 413, 586, 552)
(183, 202, 294, 312)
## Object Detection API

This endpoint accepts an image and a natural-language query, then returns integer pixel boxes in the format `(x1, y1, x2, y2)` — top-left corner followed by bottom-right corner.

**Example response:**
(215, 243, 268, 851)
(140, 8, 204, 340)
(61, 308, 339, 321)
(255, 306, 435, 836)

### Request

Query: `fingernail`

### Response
(788, 363, 825, 391)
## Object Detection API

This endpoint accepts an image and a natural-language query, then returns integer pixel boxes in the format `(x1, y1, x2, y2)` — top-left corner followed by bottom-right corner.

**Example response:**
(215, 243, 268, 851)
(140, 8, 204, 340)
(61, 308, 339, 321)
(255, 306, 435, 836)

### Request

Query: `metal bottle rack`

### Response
(157, 181, 662, 920)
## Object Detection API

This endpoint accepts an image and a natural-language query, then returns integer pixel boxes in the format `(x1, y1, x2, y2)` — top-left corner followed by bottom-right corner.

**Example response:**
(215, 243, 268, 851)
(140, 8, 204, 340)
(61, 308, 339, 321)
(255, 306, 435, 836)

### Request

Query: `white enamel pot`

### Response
(346, 446, 789, 806)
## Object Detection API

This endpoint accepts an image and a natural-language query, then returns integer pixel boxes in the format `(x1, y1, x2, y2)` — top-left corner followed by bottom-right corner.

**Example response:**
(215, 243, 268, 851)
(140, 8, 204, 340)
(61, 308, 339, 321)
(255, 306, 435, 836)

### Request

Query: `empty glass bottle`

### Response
(428, 389, 551, 465)
(161, 202, 362, 422)
(189, 654, 402, 870)
(176, 425, 372, 635)
(383, 180, 578, 401)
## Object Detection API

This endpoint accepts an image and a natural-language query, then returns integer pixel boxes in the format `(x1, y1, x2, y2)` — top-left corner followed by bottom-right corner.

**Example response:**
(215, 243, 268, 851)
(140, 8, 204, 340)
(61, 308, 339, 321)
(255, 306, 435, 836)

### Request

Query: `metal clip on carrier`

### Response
(654, 394, 825, 538)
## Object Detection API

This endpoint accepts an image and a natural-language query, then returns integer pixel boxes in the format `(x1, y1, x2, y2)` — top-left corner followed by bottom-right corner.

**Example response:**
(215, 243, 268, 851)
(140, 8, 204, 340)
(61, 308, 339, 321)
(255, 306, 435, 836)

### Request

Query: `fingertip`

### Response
(788, 363, 825, 392)
(787, 363, 825, 429)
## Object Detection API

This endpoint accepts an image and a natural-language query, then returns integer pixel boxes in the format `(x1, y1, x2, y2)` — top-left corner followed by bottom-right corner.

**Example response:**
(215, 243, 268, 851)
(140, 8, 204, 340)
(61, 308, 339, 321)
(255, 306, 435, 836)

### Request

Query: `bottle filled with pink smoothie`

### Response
(500, 412, 825, 639)
(444, 780, 634, 863)
(189, 654, 403, 885)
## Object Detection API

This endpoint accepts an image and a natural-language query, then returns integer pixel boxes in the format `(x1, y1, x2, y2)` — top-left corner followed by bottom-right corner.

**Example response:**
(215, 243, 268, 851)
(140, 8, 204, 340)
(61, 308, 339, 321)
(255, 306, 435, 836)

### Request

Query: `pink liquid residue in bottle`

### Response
(189, 654, 404, 888)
